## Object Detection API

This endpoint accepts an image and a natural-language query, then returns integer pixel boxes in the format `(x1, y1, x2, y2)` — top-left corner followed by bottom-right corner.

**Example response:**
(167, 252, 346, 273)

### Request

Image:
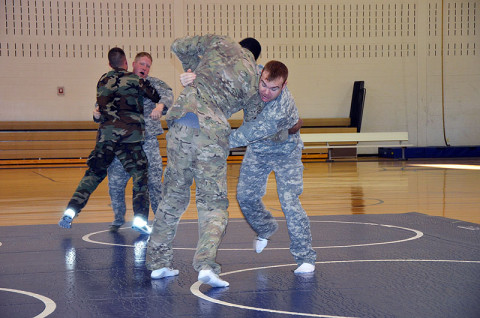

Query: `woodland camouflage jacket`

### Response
(96, 68, 160, 143)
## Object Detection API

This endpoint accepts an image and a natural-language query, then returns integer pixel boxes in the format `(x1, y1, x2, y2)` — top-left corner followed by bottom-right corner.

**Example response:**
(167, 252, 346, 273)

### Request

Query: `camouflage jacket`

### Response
(229, 86, 302, 155)
(144, 76, 173, 137)
(168, 34, 264, 145)
(96, 68, 160, 143)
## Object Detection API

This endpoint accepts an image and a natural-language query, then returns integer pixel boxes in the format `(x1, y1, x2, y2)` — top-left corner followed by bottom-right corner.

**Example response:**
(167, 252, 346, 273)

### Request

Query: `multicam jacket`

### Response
(167, 34, 263, 145)
(96, 68, 161, 143)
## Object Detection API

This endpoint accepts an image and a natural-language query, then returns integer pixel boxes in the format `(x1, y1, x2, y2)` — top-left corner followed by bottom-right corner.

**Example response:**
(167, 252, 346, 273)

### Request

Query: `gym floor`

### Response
(1, 159, 479, 317)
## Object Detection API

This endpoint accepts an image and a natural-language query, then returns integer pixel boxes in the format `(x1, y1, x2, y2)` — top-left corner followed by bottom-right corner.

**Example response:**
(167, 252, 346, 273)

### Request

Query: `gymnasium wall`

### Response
(0, 0, 479, 147)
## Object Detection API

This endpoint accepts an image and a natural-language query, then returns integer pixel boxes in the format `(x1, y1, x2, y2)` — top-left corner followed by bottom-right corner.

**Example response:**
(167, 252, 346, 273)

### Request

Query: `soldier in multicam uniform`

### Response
(229, 60, 317, 274)
(101, 52, 174, 234)
(146, 35, 264, 288)
(58, 47, 160, 233)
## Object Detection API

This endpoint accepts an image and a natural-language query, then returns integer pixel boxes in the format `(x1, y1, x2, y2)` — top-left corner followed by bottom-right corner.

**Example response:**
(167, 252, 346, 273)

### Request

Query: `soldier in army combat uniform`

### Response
(229, 60, 317, 274)
(146, 35, 265, 288)
(98, 52, 173, 234)
(58, 47, 160, 234)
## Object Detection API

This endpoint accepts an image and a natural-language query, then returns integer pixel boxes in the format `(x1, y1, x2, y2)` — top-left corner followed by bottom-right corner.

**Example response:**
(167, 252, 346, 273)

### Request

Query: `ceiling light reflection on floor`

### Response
(409, 164, 480, 170)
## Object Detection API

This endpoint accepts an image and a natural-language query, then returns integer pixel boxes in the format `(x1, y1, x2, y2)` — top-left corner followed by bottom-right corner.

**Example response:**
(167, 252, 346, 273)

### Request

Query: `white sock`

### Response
(64, 208, 76, 218)
(294, 263, 315, 274)
(151, 267, 179, 279)
(133, 216, 147, 227)
(58, 208, 76, 229)
(255, 237, 268, 253)
(198, 269, 229, 288)
(132, 216, 152, 234)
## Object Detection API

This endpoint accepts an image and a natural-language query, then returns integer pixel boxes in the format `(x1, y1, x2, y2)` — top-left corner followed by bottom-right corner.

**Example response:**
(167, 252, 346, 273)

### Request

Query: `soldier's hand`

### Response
(93, 106, 101, 120)
(288, 118, 303, 134)
(180, 69, 196, 87)
(151, 104, 165, 120)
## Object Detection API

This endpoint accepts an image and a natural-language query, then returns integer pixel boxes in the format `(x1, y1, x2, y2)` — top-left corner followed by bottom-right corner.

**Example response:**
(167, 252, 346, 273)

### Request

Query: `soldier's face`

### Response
(133, 56, 152, 79)
(258, 70, 286, 103)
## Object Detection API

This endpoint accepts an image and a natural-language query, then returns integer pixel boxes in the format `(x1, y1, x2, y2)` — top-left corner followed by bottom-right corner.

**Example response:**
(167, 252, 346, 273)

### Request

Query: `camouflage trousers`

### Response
(107, 136, 163, 226)
(146, 123, 229, 274)
(67, 141, 149, 219)
(236, 144, 317, 265)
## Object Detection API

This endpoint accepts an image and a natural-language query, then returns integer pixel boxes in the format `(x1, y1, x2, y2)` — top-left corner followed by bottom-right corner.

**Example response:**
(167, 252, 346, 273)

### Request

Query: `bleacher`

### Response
(0, 82, 365, 166)
(0, 118, 356, 166)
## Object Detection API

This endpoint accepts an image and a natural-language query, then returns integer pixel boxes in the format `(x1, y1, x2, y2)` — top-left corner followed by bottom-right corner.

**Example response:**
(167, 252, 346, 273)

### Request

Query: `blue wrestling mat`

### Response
(1, 213, 479, 318)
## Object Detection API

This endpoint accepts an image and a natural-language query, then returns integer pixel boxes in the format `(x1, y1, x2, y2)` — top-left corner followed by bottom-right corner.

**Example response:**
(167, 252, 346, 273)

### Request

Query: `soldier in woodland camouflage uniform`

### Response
(146, 35, 264, 287)
(103, 52, 173, 233)
(58, 47, 160, 232)
(229, 60, 317, 274)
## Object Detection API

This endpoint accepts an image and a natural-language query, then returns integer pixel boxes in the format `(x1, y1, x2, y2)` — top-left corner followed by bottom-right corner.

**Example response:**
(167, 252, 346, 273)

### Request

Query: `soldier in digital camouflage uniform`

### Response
(146, 35, 265, 288)
(229, 60, 317, 274)
(58, 47, 160, 233)
(103, 52, 174, 234)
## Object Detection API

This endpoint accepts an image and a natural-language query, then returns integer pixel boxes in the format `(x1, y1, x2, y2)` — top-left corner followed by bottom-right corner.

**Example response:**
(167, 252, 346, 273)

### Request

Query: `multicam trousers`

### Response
(236, 144, 317, 265)
(146, 123, 229, 274)
(107, 136, 163, 225)
(67, 140, 149, 219)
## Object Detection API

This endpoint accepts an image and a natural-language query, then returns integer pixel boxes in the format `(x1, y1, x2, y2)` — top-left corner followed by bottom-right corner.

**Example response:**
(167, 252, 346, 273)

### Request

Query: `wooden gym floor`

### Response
(0, 158, 479, 317)
(1, 157, 479, 226)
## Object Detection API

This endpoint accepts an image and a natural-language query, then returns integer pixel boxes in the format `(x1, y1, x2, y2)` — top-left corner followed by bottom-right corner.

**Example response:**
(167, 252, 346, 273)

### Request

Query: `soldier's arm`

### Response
(229, 106, 285, 148)
(154, 79, 174, 115)
(171, 35, 216, 71)
(93, 102, 102, 123)
(242, 65, 264, 122)
(150, 104, 165, 120)
(149, 78, 173, 121)
(140, 79, 161, 104)
(288, 118, 303, 134)
(96, 73, 113, 110)
(243, 94, 264, 122)
(230, 89, 298, 148)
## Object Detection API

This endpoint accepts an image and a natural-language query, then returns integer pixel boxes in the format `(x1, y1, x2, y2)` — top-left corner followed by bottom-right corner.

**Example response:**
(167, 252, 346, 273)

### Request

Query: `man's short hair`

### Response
(239, 37, 261, 61)
(135, 52, 153, 62)
(263, 60, 288, 83)
(108, 47, 126, 68)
